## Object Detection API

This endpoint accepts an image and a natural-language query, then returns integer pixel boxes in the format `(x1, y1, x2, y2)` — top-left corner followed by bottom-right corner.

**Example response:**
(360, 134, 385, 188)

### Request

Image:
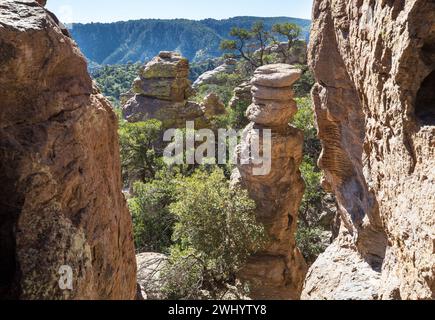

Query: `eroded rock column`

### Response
(233, 64, 307, 300)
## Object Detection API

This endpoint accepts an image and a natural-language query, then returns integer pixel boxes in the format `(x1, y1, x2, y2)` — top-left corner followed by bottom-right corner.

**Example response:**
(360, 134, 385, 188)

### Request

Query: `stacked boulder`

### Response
(122, 51, 207, 128)
(232, 64, 307, 300)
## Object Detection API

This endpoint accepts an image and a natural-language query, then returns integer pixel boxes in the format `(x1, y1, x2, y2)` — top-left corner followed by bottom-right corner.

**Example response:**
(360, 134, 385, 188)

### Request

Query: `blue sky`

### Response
(46, 0, 313, 23)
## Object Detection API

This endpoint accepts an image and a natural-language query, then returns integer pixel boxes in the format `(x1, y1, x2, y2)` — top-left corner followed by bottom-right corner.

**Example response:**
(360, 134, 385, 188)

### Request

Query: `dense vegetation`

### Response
(92, 62, 141, 106)
(70, 16, 310, 65)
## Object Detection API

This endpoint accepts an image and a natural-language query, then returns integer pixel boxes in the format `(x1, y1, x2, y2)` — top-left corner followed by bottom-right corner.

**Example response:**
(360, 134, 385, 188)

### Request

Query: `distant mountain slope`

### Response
(70, 16, 311, 65)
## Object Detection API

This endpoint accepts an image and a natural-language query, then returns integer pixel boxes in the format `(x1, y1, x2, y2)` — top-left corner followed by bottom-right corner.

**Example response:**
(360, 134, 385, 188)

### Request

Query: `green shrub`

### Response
(228, 100, 251, 129)
(129, 174, 177, 253)
(119, 119, 163, 185)
(162, 169, 266, 299)
(296, 223, 327, 265)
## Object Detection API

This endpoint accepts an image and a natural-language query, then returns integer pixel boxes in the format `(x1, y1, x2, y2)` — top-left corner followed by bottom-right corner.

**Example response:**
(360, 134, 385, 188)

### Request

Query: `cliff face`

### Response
(303, 0, 434, 300)
(0, 0, 136, 299)
(233, 64, 307, 299)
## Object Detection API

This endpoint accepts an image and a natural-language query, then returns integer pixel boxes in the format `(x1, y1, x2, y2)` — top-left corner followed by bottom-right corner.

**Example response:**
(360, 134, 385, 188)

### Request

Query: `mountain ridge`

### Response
(70, 16, 311, 65)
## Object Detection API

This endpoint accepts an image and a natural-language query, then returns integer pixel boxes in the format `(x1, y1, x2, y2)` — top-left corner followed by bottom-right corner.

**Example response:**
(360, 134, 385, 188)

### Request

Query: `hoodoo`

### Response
(233, 64, 307, 299)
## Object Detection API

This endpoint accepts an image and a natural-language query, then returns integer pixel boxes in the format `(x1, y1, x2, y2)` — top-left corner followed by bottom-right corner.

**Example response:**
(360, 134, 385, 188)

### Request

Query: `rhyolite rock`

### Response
(229, 81, 252, 110)
(136, 253, 168, 300)
(201, 93, 226, 118)
(233, 64, 307, 300)
(302, 0, 435, 300)
(122, 51, 223, 129)
(0, 0, 136, 299)
(193, 58, 237, 88)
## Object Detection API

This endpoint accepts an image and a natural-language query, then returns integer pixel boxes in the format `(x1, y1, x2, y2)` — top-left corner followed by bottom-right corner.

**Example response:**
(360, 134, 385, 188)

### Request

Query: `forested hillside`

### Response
(70, 16, 310, 65)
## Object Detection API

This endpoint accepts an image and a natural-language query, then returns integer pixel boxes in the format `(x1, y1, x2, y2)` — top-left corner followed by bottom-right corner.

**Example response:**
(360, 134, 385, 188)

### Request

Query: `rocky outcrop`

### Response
(122, 51, 217, 128)
(192, 58, 237, 88)
(201, 93, 226, 119)
(229, 81, 252, 110)
(136, 253, 168, 300)
(233, 64, 307, 300)
(303, 0, 435, 300)
(0, 0, 136, 299)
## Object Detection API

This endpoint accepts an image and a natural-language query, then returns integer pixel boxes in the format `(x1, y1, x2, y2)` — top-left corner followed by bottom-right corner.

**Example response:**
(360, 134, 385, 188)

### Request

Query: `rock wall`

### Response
(303, 0, 434, 300)
(233, 64, 307, 299)
(0, 0, 136, 299)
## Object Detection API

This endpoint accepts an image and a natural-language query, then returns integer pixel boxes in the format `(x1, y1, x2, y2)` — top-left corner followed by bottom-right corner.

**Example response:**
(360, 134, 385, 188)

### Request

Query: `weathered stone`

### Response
(201, 93, 226, 118)
(141, 51, 189, 79)
(251, 85, 293, 101)
(303, 0, 435, 300)
(123, 95, 205, 128)
(229, 81, 252, 110)
(233, 65, 307, 300)
(0, 0, 136, 300)
(122, 51, 212, 129)
(136, 253, 168, 300)
(193, 58, 237, 88)
(252, 64, 302, 88)
(133, 77, 191, 101)
(302, 230, 382, 300)
(246, 100, 297, 127)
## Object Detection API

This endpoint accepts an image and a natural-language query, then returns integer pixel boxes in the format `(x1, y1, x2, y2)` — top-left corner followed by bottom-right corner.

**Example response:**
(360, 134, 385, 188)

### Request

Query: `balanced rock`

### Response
(132, 51, 192, 101)
(123, 51, 209, 128)
(233, 64, 307, 300)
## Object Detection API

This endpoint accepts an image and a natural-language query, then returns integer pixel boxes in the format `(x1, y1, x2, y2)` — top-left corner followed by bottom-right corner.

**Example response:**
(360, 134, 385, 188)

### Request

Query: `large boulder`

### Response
(0, 0, 136, 299)
(136, 253, 168, 300)
(303, 0, 435, 300)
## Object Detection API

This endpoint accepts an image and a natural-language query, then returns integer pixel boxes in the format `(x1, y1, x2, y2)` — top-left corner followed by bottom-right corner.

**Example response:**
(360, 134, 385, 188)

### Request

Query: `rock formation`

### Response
(136, 253, 168, 300)
(122, 51, 216, 128)
(233, 64, 307, 299)
(0, 0, 136, 299)
(200, 93, 226, 119)
(193, 58, 237, 88)
(303, 0, 434, 300)
(229, 81, 252, 111)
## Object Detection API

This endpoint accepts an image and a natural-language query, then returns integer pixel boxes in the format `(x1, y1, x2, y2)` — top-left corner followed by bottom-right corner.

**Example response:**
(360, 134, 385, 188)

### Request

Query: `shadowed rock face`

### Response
(0, 0, 136, 299)
(233, 64, 307, 300)
(303, 0, 434, 300)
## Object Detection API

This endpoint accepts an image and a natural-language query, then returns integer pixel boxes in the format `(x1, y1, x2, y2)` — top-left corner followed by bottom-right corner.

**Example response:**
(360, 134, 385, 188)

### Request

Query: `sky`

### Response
(46, 0, 313, 24)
